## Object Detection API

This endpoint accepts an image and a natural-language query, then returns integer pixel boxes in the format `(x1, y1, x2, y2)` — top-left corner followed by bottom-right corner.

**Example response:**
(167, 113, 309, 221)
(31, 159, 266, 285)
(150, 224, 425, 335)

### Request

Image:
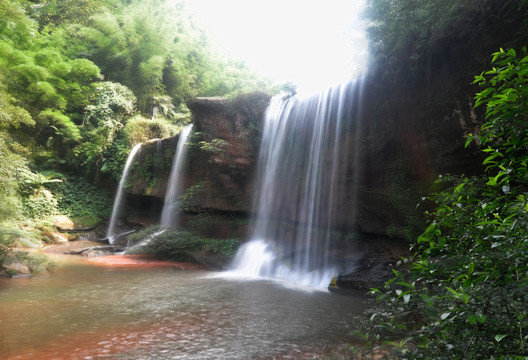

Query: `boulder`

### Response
(53, 215, 75, 231)
(42, 231, 69, 244)
(2, 255, 31, 276)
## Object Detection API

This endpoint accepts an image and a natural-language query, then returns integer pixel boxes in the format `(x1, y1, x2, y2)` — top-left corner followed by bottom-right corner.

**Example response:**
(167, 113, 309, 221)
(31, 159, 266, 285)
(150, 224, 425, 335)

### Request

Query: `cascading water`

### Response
(106, 143, 143, 244)
(230, 78, 365, 288)
(160, 124, 193, 228)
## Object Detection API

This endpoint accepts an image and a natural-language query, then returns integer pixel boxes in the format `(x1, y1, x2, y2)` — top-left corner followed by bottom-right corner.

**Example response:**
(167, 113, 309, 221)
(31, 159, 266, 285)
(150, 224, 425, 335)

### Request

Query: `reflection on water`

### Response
(0, 256, 369, 359)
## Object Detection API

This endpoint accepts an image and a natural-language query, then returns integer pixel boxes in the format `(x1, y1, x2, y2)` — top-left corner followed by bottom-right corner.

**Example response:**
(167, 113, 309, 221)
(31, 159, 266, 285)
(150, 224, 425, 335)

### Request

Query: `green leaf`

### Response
(494, 334, 507, 342)
(460, 293, 470, 304)
(468, 313, 487, 325)
(467, 262, 474, 275)
(395, 281, 415, 289)
(446, 286, 460, 297)
(420, 293, 433, 307)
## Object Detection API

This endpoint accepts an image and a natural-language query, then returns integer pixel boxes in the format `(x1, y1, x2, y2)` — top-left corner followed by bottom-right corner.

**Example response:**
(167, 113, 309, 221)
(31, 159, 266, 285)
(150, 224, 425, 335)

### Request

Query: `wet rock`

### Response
(53, 215, 75, 231)
(122, 83, 481, 238)
(53, 215, 97, 232)
(2, 255, 31, 276)
(188, 250, 232, 270)
(77, 231, 102, 242)
(336, 262, 394, 290)
(43, 239, 102, 254)
(81, 249, 116, 257)
(42, 231, 68, 244)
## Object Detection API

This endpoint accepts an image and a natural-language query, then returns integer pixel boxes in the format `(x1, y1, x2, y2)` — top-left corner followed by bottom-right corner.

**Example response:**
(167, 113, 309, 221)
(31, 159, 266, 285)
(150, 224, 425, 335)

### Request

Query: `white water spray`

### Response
(160, 124, 193, 228)
(106, 143, 143, 244)
(230, 78, 366, 288)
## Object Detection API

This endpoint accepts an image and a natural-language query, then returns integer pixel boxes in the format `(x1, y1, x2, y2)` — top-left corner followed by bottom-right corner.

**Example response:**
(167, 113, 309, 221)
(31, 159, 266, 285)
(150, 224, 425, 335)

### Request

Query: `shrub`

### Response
(46, 175, 113, 223)
(0, 230, 17, 266)
(356, 48, 528, 359)
(127, 227, 240, 262)
(125, 114, 180, 145)
(22, 187, 58, 219)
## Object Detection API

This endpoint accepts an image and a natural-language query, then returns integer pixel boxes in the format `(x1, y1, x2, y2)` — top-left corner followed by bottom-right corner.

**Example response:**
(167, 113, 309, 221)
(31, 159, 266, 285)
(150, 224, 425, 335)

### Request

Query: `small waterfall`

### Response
(106, 143, 143, 244)
(231, 78, 365, 288)
(160, 124, 193, 228)
(156, 138, 163, 155)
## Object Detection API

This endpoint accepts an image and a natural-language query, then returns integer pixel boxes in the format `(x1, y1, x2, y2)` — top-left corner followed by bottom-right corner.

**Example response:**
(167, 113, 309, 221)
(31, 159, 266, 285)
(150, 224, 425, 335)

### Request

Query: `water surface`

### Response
(0, 256, 369, 359)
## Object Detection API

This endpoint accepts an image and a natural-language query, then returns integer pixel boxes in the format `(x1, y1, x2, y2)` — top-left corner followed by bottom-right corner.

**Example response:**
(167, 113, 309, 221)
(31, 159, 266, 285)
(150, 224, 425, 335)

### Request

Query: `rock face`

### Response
(186, 92, 272, 212)
(346, 70, 483, 236)
(127, 92, 272, 215)
(126, 77, 481, 238)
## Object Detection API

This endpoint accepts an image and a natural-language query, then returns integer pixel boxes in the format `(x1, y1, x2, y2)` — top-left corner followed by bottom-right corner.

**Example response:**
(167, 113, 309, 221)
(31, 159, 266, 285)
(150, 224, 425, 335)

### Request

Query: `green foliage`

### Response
(14, 250, 56, 273)
(22, 187, 58, 219)
(0, 131, 32, 225)
(0, 0, 278, 249)
(37, 108, 81, 142)
(199, 138, 229, 160)
(127, 226, 240, 261)
(179, 181, 208, 213)
(0, 230, 18, 266)
(32, 0, 105, 28)
(364, 0, 528, 79)
(358, 48, 528, 359)
(46, 175, 113, 222)
(84, 81, 136, 133)
(74, 81, 136, 179)
(125, 114, 181, 144)
(0, 73, 35, 131)
(149, 96, 190, 124)
(0, 0, 35, 45)
(470, 47, 528, 189)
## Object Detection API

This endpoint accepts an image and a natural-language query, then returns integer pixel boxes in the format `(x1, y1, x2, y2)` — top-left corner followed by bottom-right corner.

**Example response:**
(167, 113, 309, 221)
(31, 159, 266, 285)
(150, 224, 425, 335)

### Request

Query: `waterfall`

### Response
(106, 143, 143, 244)
(230, 78, 365, 288)
(160, 124, 193, 228)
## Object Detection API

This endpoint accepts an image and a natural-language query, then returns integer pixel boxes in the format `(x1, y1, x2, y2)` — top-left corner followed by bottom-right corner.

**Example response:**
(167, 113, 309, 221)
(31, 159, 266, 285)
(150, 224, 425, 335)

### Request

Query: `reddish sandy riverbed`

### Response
(86, 254, 206, 270)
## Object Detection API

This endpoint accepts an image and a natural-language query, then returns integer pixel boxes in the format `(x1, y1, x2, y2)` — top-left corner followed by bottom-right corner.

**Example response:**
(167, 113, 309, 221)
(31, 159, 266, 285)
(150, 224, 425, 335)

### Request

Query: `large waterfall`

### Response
(106, 143, 143, 244)
(230, 78, 365, 288)
(160, 124, 193, 228)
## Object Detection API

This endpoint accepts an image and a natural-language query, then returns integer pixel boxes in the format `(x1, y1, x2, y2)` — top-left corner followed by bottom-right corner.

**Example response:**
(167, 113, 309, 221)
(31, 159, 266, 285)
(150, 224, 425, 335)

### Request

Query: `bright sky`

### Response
(183, 0, 369, 95)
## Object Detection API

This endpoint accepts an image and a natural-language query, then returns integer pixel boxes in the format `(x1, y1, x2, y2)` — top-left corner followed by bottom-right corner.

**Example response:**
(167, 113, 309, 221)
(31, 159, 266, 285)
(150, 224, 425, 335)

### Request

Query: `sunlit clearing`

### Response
(183, 0, 369, 95)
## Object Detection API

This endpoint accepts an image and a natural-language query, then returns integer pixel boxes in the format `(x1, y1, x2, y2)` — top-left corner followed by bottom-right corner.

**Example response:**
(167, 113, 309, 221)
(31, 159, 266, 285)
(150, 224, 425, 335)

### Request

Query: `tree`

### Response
(364, 0, 528, 80)
(75, 81, 136, 180)
(32, 0, 105, 28)
(358, 48, 528, 359)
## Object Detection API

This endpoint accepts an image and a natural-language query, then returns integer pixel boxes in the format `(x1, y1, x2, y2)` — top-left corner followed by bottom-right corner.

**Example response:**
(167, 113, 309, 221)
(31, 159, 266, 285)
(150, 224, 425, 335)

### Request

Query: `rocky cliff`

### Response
(124, 7, 524, 239)
(126, 92, 271, 215)
(125, 72, 481, 239)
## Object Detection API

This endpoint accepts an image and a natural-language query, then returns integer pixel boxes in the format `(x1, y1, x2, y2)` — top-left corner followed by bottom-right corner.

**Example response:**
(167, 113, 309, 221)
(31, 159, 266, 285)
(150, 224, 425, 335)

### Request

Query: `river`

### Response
(0, 255, 369, 359)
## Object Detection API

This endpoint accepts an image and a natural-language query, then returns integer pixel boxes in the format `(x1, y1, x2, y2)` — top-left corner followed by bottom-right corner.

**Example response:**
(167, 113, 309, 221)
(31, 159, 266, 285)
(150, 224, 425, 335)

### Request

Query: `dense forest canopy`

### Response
(365, 0, 528, 81)
(0, 0, 285, 242)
